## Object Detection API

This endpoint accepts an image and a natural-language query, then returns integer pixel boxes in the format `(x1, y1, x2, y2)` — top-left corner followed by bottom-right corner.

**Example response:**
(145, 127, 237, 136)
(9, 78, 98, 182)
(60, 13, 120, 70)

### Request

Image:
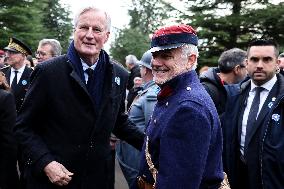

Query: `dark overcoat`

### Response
(0, 89, 19, 189)
(15, 47, 144, 189)
(1, 65, 33, 112)
(222, 73, 284, 189)
(136, 71, 224, 189)
(199, 67, 227, 115)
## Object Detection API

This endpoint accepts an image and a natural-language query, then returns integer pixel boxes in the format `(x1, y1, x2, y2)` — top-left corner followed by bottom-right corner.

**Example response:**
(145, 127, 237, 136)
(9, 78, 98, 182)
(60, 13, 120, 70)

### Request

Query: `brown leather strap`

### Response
(137, 176, 155, 189)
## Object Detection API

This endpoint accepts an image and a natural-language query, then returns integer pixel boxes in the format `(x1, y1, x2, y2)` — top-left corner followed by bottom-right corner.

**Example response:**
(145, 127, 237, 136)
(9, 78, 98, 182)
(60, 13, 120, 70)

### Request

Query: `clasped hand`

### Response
(44, 161, 74, 186)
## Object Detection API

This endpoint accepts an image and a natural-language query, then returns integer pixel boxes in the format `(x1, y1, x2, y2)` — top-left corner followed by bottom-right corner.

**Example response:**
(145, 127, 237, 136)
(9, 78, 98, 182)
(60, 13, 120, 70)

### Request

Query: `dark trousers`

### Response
(236, 156, 249, 189)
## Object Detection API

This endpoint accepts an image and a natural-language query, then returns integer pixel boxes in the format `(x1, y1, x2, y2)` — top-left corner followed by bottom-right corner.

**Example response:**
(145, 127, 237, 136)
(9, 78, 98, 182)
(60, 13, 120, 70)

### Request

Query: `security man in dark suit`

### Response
(222, 39, 284, 189)
(1, 37, 33, 112)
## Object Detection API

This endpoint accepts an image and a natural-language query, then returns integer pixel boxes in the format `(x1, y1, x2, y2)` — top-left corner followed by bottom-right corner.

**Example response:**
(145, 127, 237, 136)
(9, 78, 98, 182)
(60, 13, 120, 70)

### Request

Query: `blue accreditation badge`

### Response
(22, 80, 27, 86)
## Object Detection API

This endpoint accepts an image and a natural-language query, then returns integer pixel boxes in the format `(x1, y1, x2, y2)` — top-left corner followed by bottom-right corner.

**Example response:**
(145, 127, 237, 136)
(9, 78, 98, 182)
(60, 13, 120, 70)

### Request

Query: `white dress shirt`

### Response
(81, 59, 98, 84)
(10, 65, 26, 86)
(240, 75, 277, 155)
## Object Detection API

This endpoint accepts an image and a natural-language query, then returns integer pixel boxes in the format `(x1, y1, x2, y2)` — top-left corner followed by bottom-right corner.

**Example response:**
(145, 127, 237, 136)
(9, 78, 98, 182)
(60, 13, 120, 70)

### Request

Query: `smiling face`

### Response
(151, 47, 196, 85)
(74, 9, 110, 64)
(246, 45, 280, 86)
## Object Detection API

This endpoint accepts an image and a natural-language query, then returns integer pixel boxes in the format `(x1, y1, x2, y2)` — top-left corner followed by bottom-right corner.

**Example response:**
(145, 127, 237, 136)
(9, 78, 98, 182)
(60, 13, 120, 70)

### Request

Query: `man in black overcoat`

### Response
(14, 6, 144, 189)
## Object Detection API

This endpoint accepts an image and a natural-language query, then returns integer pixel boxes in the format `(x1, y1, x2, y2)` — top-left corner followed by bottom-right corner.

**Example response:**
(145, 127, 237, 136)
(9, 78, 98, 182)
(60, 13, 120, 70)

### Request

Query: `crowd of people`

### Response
(0, 5, 284, 189)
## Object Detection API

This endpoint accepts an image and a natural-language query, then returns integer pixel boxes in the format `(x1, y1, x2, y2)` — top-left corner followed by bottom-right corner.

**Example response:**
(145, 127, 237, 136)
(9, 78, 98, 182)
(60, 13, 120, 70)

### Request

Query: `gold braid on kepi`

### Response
(4, 37, 32, 56)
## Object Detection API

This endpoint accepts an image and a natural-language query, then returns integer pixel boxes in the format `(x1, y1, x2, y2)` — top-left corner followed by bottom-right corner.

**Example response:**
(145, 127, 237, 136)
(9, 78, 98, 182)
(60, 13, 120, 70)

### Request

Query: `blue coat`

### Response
(222, 73, 284, 189)
(136, 71, 224, 189)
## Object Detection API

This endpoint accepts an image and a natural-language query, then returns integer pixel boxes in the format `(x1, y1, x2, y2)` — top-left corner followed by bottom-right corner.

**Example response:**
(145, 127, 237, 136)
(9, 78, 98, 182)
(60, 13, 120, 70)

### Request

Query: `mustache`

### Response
(152, 67, 168, 72)
(253, 70, 265, 74)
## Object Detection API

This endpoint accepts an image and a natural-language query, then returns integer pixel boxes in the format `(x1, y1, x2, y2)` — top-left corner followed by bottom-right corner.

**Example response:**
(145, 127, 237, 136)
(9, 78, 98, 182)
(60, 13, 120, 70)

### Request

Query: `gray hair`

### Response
(39, 39, 62, 57)
(74, 7, 111, 32)
(181, 44, 199, 70)
(125, 55, 138, 65)
(218, 48, 247, 73)
(279, 52, 284, 58)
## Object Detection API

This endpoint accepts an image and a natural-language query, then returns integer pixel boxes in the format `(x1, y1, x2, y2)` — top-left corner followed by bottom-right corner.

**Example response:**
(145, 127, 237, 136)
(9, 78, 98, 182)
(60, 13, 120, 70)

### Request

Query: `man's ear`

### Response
(245, 58, 248, 67)
(104, 32, 110, 44)
(187, 54, 197, 66)
(233, 65, 240, 75)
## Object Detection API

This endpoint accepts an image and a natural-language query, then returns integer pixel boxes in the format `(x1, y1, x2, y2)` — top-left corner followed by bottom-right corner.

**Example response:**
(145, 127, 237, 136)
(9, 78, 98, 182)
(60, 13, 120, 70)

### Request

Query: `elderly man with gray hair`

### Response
(14, 6, 144, 189)
(125, 54, 141, 90)
(36, 38, 62, 63)
(125, 54, 141, 109)
(200, 48, 248, 115)
(136, 24, 223, 189)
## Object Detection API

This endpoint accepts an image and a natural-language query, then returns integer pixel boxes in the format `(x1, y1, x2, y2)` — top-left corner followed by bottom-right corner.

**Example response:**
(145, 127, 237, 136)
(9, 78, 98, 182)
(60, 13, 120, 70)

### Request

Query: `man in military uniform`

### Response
(135, 25, 224, 189)
(1, 37, 33, 112)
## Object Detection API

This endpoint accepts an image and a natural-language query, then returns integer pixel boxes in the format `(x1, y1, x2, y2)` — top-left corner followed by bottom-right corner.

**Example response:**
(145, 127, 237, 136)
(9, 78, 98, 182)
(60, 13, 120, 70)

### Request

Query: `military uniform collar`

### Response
(157, 70, 197, 101)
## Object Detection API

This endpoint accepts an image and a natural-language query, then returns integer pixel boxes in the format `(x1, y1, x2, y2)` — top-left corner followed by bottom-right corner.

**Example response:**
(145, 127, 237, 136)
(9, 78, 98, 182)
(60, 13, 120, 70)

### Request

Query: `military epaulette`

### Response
(0, 65, 10, 71)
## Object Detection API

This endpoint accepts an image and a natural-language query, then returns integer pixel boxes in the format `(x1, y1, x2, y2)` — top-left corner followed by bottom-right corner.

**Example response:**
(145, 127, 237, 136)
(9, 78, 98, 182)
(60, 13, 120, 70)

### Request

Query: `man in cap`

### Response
(1, 37, 33, 112)
(135, 24, 224, 189)
(14, 6, 144, 189)
(117, 50, 159, 188)
(35, 38, 62, 64)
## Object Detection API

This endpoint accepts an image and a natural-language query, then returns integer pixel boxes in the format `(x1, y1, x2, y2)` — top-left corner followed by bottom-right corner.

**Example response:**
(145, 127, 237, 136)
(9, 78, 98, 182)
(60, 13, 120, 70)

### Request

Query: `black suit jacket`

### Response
(1, 66, 33, 112)
(222, 75, 284, 189)
(0, 89, 19, 189)
(15, 54, 144, 189)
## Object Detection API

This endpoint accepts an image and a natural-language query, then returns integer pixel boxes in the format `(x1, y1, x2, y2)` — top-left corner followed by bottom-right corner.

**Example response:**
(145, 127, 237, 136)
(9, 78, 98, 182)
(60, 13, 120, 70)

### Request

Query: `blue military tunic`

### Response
(136, 71, 224, 189)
